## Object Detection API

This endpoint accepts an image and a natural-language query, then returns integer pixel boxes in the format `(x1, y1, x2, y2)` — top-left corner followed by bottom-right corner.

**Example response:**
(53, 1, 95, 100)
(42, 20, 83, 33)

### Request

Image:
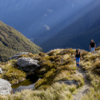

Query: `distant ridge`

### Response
(41, 2, 100, 52)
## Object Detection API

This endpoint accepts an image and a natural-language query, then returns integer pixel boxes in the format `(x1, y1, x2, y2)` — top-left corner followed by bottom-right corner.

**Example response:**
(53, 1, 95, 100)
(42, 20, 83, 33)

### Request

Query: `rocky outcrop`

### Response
(58, 80, 80, 86)
(0, 79, 12, 95)
(0, 67, 3, 74)
(10, 52, 29, 60)
(17, 57, 40, 72)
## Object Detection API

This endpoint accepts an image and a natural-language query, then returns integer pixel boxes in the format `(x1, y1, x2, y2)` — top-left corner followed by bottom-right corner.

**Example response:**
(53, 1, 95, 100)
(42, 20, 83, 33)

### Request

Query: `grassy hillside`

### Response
(0, 48, 100, 99)
(0, 48, 84, 100)
(0, 21, 43, 61)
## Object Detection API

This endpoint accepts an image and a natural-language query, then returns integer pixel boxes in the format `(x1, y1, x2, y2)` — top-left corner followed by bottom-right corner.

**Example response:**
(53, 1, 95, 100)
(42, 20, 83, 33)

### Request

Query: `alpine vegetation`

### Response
(1, 47, 100, 100)
(0, 21, 43, 62)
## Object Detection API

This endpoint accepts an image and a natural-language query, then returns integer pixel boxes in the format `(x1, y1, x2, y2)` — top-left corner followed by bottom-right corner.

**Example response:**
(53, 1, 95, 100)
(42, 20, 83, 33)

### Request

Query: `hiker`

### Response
(75, 49, 81, 68)
(89, 39, 96, 53)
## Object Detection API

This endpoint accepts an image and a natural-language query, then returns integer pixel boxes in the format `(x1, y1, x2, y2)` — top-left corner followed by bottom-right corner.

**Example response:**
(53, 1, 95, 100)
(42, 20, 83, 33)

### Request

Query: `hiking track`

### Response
(73, 66, 90, 100)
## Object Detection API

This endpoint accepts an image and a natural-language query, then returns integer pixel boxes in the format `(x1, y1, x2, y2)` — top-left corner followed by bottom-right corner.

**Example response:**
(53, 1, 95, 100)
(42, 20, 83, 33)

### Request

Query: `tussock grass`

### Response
(0, 60, 26, 85)
(0, 83, 75, 100)
(35, 49, 85, 89)
(60, 48, 75, 55)
(92, 61, 100, 74)
(83, 71, 100, 100)
(95, 46, 100, 51)
(82, 88, 100, 100)
(80, 61, 92, 70)
(2, 48, 100, 100)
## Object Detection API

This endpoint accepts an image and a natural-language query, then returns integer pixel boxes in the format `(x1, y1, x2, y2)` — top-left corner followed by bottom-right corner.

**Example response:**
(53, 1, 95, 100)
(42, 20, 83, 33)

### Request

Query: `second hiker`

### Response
(89, 39, 96, 53)
(75, 49, 81, 68)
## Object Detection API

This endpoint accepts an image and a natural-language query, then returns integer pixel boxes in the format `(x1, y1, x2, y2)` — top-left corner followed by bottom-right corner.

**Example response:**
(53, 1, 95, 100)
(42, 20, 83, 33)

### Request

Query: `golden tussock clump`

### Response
(35, 48, 84, 89)
(92, 61, 100, 75)
(95, 46, 100, 51)
(0, 60, 26, 85)
(0, 83, 76, 100)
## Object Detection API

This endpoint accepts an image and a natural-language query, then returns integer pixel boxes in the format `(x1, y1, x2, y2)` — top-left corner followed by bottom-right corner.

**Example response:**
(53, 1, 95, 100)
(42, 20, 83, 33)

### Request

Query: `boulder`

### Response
(0, 79, 12, 95)
(17, 57, 40, 72)
(0, 67, 3, 74)
(58, 80, 80, 86)
(10, 52, 29, 60)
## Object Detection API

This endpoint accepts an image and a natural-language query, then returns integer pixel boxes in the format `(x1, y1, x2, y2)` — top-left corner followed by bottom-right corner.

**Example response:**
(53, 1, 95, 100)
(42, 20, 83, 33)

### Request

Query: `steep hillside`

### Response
(0, 0, 93, 40)
(41, 1, 100, 52)
(0, 21, 42, 61)
(0, 0, 100, 52)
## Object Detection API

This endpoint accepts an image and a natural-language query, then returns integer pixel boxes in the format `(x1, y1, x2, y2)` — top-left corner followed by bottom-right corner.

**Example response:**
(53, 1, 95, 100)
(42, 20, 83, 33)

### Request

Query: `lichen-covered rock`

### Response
(0, 79, 12, 95)
(10, 52, 29, 60)
(0, 67, 3, 74)
(17, 57, 40, 72)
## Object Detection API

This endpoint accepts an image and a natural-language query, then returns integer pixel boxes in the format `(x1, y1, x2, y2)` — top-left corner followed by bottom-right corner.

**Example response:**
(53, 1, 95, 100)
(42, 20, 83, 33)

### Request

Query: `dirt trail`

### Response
(73, 67, 90, 100)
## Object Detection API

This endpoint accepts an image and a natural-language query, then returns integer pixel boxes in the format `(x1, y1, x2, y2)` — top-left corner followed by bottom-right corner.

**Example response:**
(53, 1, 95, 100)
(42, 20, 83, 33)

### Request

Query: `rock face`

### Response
(0, 79, 12, 95)
(0, 68, 3, 74)
(17, 57, 40, 72)
(10, 52, 29, 60)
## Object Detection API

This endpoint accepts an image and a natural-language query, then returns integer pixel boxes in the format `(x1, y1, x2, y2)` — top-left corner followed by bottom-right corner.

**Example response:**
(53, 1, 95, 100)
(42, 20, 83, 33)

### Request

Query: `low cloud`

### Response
(43, 14, 47, 18)
(47, 9, 53, 13)
(44, 25, 50, 30)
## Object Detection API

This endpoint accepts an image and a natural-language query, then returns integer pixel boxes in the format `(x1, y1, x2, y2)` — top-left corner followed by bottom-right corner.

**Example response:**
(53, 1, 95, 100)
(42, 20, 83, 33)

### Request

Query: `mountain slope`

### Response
(0, 0, 100, 52)
(0, 0, 93, 38)
(0, 21, 42, 61)
(41, 1, 100, 52)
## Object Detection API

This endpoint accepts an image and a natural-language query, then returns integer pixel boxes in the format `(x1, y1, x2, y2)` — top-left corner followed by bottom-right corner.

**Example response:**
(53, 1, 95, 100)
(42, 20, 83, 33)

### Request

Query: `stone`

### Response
(58, 80, 80, 86)
(0, 79, 12, 95)
(17, 57, 40, 72)
(0, 67, 3, 74)
(10, 52, 29, 60)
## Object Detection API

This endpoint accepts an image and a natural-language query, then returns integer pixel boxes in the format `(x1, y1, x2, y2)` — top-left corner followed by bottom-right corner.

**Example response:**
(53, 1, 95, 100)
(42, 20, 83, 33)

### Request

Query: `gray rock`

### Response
(0, 68, 3, 74)
(0, 79, 12, 95)
(59, 80, 80, 86)
(10, 52, 29, 60)
(17, 57, 40, 72)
